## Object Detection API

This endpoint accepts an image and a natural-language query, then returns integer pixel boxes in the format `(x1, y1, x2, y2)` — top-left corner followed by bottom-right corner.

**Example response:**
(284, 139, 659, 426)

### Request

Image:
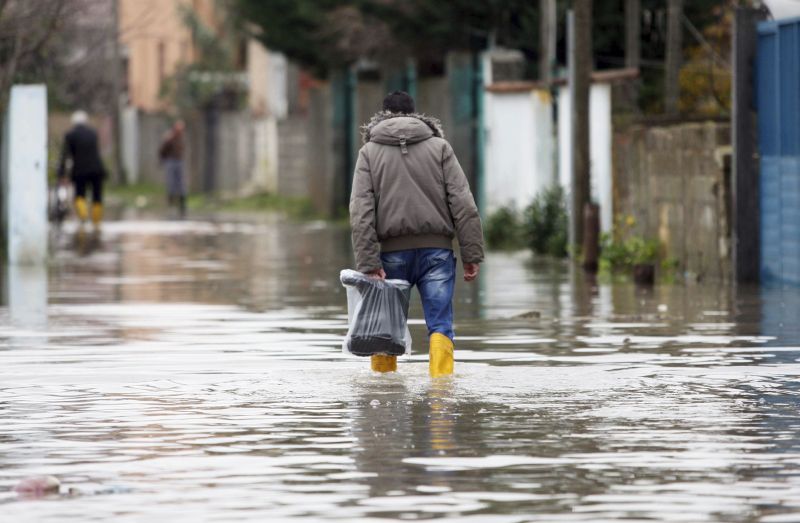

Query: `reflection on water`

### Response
(1, 213, 800, 522)
(6, 264, 47, 331)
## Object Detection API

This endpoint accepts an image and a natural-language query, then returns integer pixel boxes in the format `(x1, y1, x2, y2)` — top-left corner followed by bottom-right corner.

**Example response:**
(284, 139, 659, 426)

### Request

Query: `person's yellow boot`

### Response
(74, 197, 89, 222)
(371, 354, 397, 373)
(429, 333, 454, 377)
(91, 203, 103, 226)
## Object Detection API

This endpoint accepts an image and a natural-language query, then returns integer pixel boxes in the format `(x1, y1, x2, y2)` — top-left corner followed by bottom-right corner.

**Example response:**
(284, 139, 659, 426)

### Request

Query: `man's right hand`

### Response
(366, 268, 386, 280)
(463, 263, 479, 282)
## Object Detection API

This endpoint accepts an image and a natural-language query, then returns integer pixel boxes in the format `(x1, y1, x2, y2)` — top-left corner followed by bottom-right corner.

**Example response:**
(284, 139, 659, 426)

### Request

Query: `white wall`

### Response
(557, 83, 613, 233)
(484, 89, 555, 214)
(590, 84, 613, 234)
(248, 40, 288, 120)
(249, 116, 278, 194)
(1, 85, 48, 265)
(247, 41, 286, 195)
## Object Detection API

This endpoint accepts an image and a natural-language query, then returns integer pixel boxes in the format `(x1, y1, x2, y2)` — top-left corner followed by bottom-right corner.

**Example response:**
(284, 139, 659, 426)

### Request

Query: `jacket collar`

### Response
(361, 111, 444, 145)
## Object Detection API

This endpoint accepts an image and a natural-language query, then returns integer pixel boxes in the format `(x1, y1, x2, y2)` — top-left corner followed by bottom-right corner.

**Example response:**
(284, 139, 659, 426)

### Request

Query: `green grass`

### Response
(106, 182, 165, 209)
(187, 192, 319, 220)
(106, 184, 319, 220)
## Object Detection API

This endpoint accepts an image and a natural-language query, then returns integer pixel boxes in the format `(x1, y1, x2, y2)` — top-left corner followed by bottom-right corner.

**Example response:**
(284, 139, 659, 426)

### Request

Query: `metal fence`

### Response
(758, 16, 800, 284)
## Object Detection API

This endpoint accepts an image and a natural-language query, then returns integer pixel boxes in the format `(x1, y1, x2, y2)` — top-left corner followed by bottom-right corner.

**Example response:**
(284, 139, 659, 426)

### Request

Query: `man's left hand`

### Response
(463, 262, 479, 282)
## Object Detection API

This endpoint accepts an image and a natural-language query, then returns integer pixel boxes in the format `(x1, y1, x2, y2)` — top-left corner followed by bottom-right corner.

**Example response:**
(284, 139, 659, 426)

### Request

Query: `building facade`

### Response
(119, 0, 216, 112)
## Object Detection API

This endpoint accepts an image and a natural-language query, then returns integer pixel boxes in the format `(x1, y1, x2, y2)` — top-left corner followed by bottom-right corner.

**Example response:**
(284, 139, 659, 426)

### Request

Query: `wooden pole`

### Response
(571, 1, 592, 248)
(732, 7, 762, 283)
(664, 0, 683, 114)
(539, 0, 556, 84)
(583, 202, 600, 272)
(625, 0, 641, 69)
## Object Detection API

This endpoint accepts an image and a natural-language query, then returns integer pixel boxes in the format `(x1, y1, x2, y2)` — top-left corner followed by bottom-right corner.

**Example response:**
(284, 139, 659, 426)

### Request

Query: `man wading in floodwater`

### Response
(349, 91, 484, 377)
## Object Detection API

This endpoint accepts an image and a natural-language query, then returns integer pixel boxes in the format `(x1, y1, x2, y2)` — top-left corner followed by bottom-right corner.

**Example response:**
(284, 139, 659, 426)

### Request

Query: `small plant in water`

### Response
(599, 215, 664, 281)
(485, 206, 525, 250)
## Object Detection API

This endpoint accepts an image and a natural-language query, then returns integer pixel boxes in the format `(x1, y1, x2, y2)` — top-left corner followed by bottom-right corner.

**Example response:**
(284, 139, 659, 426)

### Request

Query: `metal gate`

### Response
(758, 17, 800, 284)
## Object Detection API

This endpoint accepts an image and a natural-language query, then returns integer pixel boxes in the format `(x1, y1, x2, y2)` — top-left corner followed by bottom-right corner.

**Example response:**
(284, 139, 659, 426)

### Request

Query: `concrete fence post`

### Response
(1, 85, 48, 265)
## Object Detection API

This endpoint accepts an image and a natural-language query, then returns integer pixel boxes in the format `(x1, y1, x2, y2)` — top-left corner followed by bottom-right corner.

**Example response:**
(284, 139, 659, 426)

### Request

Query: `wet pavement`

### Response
(2, 212, 800, 522)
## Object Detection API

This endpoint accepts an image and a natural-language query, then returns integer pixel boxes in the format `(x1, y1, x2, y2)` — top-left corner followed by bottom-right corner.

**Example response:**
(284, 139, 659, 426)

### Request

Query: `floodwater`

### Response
(2, 212, 800, 522)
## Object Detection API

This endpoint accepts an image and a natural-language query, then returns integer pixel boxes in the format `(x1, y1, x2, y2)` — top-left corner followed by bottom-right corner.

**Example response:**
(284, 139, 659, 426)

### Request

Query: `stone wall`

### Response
(276, 116, 309, 198)
(613, 121, 732, 281)
(127, 110, 275, 197)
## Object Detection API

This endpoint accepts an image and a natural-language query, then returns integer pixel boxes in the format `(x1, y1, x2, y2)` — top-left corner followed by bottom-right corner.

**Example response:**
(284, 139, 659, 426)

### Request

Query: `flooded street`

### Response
(2, 213, 800, 522)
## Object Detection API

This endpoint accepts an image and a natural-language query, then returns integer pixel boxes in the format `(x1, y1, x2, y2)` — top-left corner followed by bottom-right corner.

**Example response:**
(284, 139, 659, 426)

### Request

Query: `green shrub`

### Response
(485, 206, 525, 249)
(523, 185, 568, 258)
(599, 215, 662, 272)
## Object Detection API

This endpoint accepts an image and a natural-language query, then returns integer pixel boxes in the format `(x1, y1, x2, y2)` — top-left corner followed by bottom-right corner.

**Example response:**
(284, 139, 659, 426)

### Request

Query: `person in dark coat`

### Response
(57, 111, 107, 225)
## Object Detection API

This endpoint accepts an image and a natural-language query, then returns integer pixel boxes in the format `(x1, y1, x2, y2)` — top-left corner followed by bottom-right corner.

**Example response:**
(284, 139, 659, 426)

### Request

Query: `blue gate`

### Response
(758, 17, 800, 285)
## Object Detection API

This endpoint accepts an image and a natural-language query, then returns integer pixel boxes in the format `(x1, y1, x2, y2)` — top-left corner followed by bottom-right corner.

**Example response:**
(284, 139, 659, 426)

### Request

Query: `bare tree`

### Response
(0, 0, 120, 114)
(665, 0, 683, 114)
(0, 0, 69, 111)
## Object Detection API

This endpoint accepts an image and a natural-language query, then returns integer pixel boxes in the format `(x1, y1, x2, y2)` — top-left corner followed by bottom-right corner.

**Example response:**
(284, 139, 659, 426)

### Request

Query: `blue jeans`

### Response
(163, 159, 185, 197)
(380, 248, 455, 341)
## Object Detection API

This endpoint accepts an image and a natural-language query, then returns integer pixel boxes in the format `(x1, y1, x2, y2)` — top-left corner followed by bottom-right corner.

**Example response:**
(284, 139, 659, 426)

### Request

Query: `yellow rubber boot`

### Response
(429, 333, 454, 377)
(371, 354, 397, 373)
(75, 197, 89, 222)
(91, 203, 103, 225)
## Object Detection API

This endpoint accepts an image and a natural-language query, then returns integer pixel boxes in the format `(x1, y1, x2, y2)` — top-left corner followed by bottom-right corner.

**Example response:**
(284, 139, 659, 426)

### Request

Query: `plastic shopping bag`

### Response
(340, 269, 412, 357)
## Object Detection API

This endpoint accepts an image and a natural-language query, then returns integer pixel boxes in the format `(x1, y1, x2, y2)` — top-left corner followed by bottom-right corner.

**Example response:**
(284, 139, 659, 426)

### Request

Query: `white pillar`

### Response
(122, 106, 140, 184)
(1, 85, 48, 265)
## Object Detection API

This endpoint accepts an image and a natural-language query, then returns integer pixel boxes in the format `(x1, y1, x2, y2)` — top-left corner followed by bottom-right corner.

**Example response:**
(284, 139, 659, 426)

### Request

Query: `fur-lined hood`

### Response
(361, 111, 444, 147)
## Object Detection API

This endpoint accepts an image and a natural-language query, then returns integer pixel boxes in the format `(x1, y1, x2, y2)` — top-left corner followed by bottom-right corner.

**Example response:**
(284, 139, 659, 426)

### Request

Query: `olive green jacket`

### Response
(349, 112, 484, 273)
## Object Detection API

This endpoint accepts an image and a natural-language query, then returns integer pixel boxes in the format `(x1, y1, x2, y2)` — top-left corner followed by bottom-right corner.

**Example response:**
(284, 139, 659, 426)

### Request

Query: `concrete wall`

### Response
(613, 121, 732, 281)
(125, 110, 277, 196)
(356, 80, 384, 138)
(252, 116, 278, 194)
(248, 43, 288, 120)
(417, 77, 451, 135)
(276, 116, 308, 198)
(307, 83, 338, 216)
(484, 88, 555, 213)
(130, 111, 172, 186)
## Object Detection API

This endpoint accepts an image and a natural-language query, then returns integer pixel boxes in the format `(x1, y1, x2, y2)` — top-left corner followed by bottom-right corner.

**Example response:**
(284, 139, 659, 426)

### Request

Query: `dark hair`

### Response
(382, 91, 415, 114)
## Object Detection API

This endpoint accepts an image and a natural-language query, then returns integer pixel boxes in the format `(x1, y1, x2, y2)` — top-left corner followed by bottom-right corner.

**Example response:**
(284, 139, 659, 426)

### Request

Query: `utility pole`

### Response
(111, 0, 125, 184)
(732, 7, 763, 283)
(664, 0, 683, 115)
(625, 0, 641, 69)
(570, 1, 592, 248)
(539, 0, 556, 84)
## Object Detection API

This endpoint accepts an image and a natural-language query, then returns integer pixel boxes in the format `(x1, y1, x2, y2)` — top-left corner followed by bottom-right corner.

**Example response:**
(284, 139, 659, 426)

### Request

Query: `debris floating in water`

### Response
(15, 476, 60, 497)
